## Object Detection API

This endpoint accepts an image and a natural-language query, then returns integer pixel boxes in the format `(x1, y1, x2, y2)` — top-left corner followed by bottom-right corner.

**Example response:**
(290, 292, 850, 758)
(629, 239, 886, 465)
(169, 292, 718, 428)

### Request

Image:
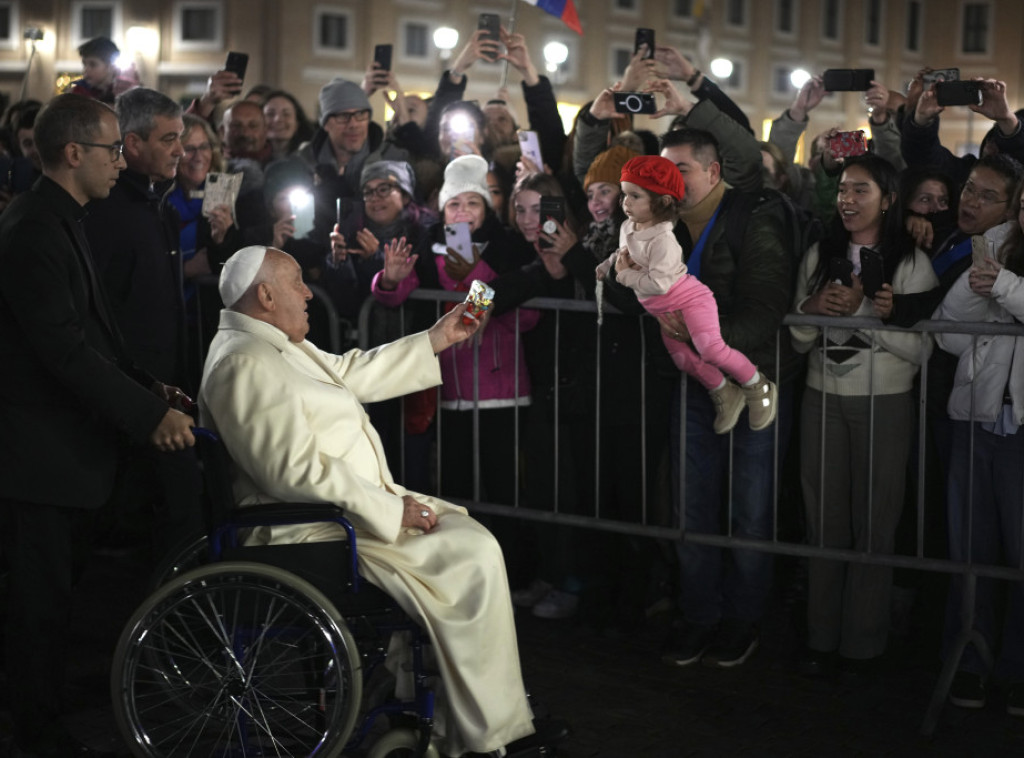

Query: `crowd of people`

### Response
(2, 24, 1024, 756)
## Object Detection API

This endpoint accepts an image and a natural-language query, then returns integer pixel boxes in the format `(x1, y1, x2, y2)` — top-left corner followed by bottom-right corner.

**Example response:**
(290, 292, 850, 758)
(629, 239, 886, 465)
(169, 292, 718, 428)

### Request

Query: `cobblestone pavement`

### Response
(2, 551, 1023, 757)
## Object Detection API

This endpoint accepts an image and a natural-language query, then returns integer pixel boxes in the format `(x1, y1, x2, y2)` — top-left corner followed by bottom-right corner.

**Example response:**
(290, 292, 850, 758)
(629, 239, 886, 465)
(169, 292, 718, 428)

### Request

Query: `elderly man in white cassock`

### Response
(199, 245, 536, 757)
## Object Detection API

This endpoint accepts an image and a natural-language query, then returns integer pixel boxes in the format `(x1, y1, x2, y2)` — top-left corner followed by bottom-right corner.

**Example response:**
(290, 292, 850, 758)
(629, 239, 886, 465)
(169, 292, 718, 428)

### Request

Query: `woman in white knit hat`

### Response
(371, 154, 538, 505)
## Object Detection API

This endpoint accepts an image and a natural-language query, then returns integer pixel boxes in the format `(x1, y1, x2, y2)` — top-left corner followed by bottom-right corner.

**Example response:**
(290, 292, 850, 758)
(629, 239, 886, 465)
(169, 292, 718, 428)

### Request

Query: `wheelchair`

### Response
(110, 429, 442, 757)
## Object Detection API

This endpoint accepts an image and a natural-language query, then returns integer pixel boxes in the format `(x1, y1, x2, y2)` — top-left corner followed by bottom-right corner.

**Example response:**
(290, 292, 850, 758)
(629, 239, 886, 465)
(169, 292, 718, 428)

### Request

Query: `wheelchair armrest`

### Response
(226, 502, 350, 528)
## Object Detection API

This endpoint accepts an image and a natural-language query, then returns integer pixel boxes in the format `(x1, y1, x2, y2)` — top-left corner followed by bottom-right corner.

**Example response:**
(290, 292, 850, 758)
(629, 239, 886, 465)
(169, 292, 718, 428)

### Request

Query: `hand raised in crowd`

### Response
(362, 59, 391, 97)
(650, 78, 692, 119)
(973, 79, 1019, 134)
(273, 215, 296, 249)
(656, 310, 691, 343)
(379, 236, 417, 289)
(589, 83, 629, 122)
(196, 70, 244, 118)
(499, 28, 540, 86)
(814, 127, 844, 172)
(913, 85, 943, 126)
(207, 204, 234, 245)
(872, 283, 894, 320)
(449, 29, 501, 82)
(789, 75, 826, 122)
(969, 255, 1003, 297)
(613, 248, 641, 274)
(330, 226, 354, 264)
(652, 45, 699, 87)
(864, 80, 891, 119)
(906, 215, 935, 251)
(382, 74, 410, 126)
(904, 67, 931, 117)
(354, 228, 381, 259)
(444, 245, 480, 282)
(400, 494, 437, 531)
(515, 154, 547, 183)
(621, 47, 659, 93)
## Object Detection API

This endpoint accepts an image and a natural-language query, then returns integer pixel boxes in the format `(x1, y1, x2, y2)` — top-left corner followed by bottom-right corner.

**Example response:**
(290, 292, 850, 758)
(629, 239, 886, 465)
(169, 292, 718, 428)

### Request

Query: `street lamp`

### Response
(433, 27, 459, 61)
(790, 68, 811, 89)
(543, 41, 568, 81)
(710, 58, 733, 80)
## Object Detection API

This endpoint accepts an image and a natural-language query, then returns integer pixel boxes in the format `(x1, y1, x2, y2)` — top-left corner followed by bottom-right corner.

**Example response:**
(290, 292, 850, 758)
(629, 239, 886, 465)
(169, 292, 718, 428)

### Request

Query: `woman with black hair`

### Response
(900, 166, 958, 254)
(790, 154, 939, 675)
(262, 90, 315, 160)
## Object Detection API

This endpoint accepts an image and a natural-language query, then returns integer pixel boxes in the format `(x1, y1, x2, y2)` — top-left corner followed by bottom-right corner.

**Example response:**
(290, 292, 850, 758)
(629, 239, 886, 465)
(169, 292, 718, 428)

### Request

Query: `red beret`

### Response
(620, 155, 686, 201)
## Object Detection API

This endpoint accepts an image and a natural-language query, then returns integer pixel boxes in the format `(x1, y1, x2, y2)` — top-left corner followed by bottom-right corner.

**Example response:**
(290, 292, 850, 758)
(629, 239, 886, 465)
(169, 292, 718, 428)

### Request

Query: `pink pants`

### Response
(642, 274, 758, 390)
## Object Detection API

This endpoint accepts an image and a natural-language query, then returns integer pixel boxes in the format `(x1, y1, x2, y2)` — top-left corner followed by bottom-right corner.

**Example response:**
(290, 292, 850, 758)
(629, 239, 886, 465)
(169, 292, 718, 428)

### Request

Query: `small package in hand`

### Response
(463, 280, 495, 325)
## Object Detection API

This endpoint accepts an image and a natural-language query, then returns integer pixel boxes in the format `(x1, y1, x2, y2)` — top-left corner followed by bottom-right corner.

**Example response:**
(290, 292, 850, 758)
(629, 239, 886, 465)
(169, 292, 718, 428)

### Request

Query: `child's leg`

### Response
(681, 282, 758, 385)
(660, 332, 724, 390)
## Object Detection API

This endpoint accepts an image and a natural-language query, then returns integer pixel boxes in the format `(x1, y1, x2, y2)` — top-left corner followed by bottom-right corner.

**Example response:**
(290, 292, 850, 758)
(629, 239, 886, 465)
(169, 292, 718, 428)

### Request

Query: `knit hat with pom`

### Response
(620, 155, 686, 200)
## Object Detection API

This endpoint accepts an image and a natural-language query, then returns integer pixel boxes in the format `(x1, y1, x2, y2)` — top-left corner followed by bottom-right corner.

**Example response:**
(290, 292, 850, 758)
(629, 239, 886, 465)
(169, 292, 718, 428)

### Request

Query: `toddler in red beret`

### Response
(596, 155, 776, 434)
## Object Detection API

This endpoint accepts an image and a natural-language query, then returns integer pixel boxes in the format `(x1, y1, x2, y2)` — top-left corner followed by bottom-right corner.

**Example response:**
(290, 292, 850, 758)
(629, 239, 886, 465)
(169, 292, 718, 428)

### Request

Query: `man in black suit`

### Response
(0, 94, 195, 757)
(84, 87, 202, 561)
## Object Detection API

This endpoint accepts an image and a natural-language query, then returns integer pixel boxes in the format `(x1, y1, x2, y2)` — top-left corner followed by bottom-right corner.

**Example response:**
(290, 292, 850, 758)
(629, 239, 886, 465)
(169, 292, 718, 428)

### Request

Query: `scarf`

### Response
(677, 180, 728, 251)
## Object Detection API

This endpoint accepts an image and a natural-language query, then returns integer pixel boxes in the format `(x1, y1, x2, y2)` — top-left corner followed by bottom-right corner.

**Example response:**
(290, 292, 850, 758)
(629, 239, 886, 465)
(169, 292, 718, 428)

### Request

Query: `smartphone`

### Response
(478, 13, 501, 61)
(517, 130, 544, 169)
(373, 44, 393, 72)
(613, 91, 657, 115)
(224, 51, 248, 85)
(922, 68, 959, 88)
(822, 68, 874, 91)
(935, 80, 983, 107)
(443, 221, 474, 263)
(634, 28, 655, 59)
(289, 189, 314, 239)
(538, 196, 566, 249)
(828, 130, 867, 160)
(859, 247, 885, 299)
(828, 257, 854, 287)
(971, 235, 994, 268)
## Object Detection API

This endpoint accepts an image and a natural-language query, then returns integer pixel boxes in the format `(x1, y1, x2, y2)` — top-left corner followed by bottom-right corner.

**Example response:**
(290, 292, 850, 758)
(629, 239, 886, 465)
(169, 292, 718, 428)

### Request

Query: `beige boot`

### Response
(710, 380, 745, 434)
(741, 374, 778, 431)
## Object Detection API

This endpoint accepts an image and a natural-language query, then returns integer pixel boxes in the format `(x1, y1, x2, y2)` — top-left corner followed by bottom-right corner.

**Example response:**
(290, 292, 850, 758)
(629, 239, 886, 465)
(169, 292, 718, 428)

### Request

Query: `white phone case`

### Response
(443, 222, 474, 263)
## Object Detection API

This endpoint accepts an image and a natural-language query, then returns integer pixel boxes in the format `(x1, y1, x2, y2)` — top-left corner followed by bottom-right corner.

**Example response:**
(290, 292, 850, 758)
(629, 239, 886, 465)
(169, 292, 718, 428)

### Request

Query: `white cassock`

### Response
(199, 310, 535, 756)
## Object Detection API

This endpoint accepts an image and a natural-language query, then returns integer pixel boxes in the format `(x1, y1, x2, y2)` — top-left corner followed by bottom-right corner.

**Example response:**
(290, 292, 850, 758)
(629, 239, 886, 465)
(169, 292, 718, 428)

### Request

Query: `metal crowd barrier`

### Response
(356, 289, 1024, 736)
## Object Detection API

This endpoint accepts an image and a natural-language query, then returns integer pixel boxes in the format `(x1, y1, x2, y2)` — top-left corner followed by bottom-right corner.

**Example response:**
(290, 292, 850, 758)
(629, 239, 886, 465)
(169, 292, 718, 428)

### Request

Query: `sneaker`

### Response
(949, 671, 986, 709)
(702, 620, 759, 668)
(532, 589, 579, 620)
(661, 621, 715, 667)
(512, 579, 552, 608)
(1007, 682, 1024, 717)
(710, 381, 745, 434)
(741, 374, 778, 431)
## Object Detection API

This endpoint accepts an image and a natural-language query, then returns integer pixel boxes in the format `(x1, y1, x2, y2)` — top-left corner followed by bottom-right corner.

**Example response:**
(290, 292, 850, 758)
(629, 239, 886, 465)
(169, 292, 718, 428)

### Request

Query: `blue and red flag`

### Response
(521, 0, 583, 35)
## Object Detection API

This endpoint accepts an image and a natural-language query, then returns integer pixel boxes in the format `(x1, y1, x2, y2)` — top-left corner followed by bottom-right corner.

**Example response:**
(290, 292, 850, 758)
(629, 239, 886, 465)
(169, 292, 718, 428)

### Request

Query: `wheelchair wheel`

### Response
(148, 532, 209, 590)
(366, 727, 440, 758)
(112, 561, 362, 758)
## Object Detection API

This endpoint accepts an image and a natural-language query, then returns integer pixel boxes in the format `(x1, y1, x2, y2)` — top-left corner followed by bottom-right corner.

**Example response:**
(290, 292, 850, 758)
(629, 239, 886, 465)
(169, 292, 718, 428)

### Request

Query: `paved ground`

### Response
(2, 548, 1023, 757)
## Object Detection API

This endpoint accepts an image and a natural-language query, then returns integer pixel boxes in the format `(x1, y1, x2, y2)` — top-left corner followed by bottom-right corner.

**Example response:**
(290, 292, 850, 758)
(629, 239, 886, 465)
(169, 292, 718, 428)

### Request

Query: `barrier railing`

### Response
(357, 289, 1024, 735)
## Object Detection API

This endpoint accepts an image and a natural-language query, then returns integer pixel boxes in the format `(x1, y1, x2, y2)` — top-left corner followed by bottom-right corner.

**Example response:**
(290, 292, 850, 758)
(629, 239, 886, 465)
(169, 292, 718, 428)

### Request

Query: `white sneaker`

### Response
(512, 579, 553, 608)
(710, 381, 745, 434)
(532, 590, 579, 620)
(741, 375, 778, 431)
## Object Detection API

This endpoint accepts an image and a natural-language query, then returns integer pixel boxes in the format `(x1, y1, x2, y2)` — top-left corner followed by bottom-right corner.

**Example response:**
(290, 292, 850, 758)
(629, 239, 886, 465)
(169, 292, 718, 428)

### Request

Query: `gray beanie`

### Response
(361, 160, 416, 199)
(318, 78, 371, 126)
(438, 155, 493, 211)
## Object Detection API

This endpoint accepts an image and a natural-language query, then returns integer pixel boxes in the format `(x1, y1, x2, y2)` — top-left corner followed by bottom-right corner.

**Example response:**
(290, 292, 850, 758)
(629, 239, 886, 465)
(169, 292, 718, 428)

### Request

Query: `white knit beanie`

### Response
(438, 154, 493, 211)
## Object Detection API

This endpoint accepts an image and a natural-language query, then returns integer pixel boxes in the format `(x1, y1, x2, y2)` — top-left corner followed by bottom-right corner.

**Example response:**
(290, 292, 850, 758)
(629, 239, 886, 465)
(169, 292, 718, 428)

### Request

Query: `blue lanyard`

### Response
(686, 204, 722, 282)
(931, 236, 971, 278)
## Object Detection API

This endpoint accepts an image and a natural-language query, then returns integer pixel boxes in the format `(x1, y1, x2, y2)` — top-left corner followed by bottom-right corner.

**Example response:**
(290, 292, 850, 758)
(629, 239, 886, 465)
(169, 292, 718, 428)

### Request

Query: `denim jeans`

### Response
(943, 420, 1024, 680)
(670, 377, 794, 626)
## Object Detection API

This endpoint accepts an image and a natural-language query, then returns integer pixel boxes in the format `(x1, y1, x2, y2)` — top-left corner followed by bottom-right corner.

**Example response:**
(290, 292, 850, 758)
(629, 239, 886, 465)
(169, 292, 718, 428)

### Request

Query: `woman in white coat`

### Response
(935, 196, 1024, 715)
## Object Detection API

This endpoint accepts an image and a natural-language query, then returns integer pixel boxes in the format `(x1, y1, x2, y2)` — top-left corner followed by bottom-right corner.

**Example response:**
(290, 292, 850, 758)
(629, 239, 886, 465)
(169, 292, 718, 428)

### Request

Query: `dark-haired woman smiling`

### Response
(790, 155, 938, 675)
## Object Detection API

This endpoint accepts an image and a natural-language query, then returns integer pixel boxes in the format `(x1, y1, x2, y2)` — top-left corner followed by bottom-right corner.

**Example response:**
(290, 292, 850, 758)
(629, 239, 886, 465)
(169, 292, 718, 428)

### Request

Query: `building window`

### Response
(672, 0, 693, 17)
(906, 0, 921, 52)
(726, 0, 747, 26)
(314, 6, 351, 56)
(612, 46, 632, 78)
(71, 2, 122, 47)
(0, 2, 16, 50)
(172, 2, 222, 52)
(962, 3, 989, 54)
(773, 66, 794, 95)
(865, 0, 882, 46)
(720, 60, 743, 91)
(614, 0, 638, 10)
(776, 0, 796, 34)
(822, 0, 840, 41)
(403, 21, 429, 59)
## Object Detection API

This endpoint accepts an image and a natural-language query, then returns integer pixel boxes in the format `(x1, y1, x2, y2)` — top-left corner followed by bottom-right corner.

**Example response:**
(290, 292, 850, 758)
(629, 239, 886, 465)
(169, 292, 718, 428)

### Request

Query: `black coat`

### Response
(0, 177, 167, 508)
